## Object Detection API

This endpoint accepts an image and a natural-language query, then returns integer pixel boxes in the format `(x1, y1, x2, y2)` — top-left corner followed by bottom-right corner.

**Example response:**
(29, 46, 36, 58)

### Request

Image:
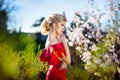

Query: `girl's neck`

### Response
(48, 31, 61, 43)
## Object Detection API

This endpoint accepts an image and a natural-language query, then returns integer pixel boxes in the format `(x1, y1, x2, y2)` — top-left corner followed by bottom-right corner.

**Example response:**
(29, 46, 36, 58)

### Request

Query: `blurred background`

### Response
(0, 0, 120, 80)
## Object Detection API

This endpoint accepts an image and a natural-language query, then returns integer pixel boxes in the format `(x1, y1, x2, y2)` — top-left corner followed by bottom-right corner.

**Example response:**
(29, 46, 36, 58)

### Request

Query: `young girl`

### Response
(39, 13, 71, 80)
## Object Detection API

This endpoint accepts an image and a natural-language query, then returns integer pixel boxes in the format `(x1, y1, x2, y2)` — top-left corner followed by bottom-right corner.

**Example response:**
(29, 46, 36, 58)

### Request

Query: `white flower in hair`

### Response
(45, 17, 52, 24)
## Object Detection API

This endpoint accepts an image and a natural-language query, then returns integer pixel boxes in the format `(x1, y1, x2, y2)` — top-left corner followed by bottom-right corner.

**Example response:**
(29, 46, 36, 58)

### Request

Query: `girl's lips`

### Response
(61, 31, 63, 32)
(61, 30, 64, 32)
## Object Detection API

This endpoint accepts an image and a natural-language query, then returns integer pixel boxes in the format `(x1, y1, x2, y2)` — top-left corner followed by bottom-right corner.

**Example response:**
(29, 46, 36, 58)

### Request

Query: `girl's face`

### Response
(55, 21, 66, 35)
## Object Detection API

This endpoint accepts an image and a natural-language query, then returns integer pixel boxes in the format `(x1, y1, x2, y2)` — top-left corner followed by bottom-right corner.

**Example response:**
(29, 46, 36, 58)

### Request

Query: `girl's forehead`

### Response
(58, 21, 66, 24)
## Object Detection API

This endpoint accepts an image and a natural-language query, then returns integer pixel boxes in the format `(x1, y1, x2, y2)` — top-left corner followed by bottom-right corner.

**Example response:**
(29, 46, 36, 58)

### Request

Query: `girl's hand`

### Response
(60, 62, 67, 70)
(61, 57, 69, 64)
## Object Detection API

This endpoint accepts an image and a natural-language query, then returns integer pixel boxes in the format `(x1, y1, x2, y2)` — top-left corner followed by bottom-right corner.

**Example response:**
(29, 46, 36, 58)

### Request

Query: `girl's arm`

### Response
(61, 34, 71, 64)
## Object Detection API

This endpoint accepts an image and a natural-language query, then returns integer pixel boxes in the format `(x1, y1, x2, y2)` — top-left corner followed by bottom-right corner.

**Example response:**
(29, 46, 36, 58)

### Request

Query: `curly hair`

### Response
(40, 13, 66, 35)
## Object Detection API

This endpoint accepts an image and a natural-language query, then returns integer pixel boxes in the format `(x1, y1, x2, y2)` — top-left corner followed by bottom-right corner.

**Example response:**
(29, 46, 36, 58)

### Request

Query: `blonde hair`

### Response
(40, 13, 67, 35)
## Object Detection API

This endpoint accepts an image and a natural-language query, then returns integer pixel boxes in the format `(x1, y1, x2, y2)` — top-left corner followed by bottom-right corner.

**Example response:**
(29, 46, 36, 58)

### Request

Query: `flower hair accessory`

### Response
(45, 16, 52, 24)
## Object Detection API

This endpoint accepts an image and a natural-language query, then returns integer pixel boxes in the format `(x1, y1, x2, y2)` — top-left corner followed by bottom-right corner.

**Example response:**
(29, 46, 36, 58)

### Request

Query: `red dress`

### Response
(39, 42, 67, 80)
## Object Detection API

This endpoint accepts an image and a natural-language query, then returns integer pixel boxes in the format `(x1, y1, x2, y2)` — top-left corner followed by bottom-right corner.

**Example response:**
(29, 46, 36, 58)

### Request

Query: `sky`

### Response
(9, 0, 107, 33)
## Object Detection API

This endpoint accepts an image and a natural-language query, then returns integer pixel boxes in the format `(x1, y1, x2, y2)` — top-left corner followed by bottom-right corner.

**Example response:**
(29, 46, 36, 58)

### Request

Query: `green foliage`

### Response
(0, 32, 36, 51)
(0, 42, 20, 80)
(67, 66, 89, 80)
(88, 63, 116, 80)
(84, 31, 117, 80)
(18, 43, 47, 80)
(0, 42, 47, 80)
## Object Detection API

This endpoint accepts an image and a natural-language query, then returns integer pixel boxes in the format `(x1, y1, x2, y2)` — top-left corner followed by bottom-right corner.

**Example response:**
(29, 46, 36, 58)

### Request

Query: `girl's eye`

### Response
(61, 24, 64, 26)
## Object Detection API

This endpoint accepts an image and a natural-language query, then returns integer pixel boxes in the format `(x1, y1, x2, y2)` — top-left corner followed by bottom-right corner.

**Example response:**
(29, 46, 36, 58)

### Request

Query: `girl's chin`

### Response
(57, 33, 63, 36)
(56, 32, 63, 35)
(60, 32, 64, 35)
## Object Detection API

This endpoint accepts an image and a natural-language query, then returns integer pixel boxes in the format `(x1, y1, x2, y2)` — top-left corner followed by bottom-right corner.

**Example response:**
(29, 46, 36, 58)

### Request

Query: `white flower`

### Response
(88, 35, 92, 38)
(86, 61, 91, 65)
(91, 44, 99, 51)
(94, 72, 101, 77)
(86, 39, 90, 43)
(85, 65, 89, 70)
(68, 41, 73, 46)
(93, 57, 101, 64)
(117, 67, 120, 73)
(81, 51, 91, 62)
(75, 46, 81, 51)
(104, 54, 109, 58)
(100, 63, 105, 68)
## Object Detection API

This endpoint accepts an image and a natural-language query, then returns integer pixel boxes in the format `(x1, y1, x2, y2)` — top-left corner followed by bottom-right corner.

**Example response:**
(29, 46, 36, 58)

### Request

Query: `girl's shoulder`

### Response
(45, 40, 51, 48)
(45, 40, 60, 48)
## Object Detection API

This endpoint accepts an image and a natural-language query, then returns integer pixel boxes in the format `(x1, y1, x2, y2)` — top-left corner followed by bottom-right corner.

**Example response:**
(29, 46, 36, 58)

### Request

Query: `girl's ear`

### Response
(52, 23, 57, 27)
(50, 23, 56, 32)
